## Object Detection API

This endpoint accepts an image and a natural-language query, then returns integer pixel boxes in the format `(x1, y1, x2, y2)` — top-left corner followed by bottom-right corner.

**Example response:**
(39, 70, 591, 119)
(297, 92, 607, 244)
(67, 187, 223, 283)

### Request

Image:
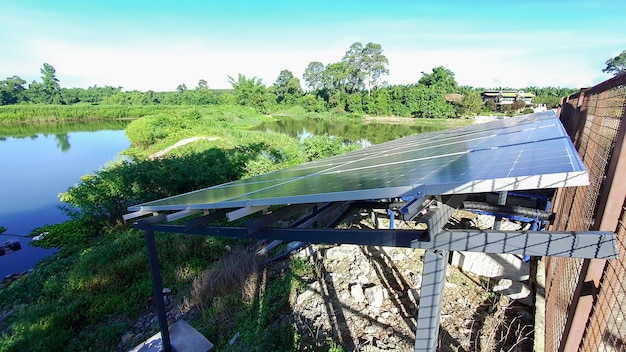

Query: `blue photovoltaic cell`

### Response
(128, 111, 588, 212)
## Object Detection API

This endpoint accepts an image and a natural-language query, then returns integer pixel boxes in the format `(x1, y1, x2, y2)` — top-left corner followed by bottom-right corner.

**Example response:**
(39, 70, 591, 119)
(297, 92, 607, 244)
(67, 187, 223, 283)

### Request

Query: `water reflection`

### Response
(55, 134, 71, 152)
(0, 124, 130, 277)
(253, 117, 443, 145)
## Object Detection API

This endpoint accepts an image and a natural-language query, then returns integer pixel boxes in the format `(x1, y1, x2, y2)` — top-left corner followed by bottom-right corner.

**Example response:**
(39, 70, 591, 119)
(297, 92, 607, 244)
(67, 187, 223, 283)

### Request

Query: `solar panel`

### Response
(128, 111, 587, 212)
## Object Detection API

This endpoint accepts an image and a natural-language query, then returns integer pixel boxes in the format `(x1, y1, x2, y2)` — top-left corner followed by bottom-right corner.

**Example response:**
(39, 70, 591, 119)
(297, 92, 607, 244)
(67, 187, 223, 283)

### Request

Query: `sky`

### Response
(1, 0, 624, 92)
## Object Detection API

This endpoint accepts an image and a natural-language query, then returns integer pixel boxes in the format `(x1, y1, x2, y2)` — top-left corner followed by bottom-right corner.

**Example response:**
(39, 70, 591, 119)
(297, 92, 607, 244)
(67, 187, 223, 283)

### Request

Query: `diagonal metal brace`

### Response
(416, 195, 465, 241)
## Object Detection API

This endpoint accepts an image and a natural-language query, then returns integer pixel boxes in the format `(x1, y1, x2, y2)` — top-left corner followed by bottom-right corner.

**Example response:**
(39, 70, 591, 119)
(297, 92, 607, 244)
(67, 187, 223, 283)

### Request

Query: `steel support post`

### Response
(494, 190, 508, 230)
(414, 249, 449, 352)
(144, 230, 172, 352)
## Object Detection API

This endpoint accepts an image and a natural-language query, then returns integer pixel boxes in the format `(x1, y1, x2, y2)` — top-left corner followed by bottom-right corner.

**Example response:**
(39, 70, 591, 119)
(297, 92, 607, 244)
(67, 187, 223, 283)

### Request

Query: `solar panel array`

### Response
(128, 111, 587, 212)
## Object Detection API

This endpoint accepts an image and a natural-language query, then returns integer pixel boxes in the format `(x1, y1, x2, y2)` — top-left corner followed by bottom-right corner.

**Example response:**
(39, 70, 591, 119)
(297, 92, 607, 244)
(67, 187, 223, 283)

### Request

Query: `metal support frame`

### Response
(133, 198, 617, 352)
(144, 229, 172, 352)
(135, 221, 617, 259)
(415, 250, 449, 352)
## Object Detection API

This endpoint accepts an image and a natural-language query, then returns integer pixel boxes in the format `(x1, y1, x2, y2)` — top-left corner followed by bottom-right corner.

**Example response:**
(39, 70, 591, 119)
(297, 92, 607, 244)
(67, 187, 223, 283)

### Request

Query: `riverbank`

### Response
(0, 104, 179, 122)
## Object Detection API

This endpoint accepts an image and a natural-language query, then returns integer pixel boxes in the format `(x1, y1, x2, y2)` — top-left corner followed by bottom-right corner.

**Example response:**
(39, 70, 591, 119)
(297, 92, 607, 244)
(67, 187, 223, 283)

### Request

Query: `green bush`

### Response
(59, 146, 251, 224)
(301, 135, 360, 162)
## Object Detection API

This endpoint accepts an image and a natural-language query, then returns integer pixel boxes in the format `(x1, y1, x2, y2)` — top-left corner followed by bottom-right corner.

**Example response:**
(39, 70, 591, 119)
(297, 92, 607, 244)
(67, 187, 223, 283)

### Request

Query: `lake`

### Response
(0, 117, 446, 279)
(252, 117, 442, 145)
(0, 120, 130, 278)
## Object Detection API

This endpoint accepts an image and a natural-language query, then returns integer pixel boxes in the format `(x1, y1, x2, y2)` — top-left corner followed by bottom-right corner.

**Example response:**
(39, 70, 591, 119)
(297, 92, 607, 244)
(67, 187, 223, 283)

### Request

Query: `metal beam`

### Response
(122, 209, 154, 221)
(165, 208, 201, 222)
(134, 219, 617, 259)
(246, 203, 315, 234)
(411, 230, 617, 259)
(226, 206, 268, 221)
(400, 196, 428, 221)
(184, 209, 231, 230)
(414, 250, 448, 352)
(418, 203, 456, 241)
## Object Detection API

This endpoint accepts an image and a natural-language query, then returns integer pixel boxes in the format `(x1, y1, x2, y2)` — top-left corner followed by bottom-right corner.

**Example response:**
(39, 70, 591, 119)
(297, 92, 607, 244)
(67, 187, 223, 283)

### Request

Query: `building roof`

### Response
(445, 93, 463, 102)
(482, 90, 536, 98)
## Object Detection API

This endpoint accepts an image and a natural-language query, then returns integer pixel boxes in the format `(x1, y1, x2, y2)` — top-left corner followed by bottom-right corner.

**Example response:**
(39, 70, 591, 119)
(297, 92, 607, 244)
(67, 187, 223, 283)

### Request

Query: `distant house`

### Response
(481, 90, 535, 105)
(445, 93, 463, 103)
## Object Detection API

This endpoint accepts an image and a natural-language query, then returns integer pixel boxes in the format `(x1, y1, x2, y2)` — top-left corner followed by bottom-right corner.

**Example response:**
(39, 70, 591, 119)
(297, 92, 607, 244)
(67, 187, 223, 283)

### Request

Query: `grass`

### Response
(0, 104, 181, 122)
(187, 250, 316, 351)
(0, 220, 234, 352)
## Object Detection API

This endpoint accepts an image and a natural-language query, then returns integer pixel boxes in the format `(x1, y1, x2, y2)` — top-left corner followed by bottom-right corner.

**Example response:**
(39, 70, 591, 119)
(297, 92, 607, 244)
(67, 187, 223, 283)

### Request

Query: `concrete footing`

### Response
(450, 251, 530, 281)
(131, 320, 214, 352)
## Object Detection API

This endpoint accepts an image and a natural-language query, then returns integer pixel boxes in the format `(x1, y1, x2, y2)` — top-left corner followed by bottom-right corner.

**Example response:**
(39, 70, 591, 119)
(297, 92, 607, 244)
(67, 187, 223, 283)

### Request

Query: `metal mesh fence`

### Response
(546, 73, 626, 351)
(582, 203, 626, 351)
(545, 255, 584, 351)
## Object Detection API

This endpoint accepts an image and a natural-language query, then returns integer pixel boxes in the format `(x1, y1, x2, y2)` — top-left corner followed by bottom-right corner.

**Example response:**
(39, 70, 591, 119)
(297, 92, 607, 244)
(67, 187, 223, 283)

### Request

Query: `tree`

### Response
(197, 79, 208, 90)
(303, 61, 325, 91)
(321, 62, 350, 92)
(273, 70, 303, 105)
(0, 75, 27, 105)
(602, 50, 626, 76)
(361, 42, 389, 96)
(406, 84, 455, 119)
(342, 42, 366, 93)
(511, 99, 526, 112)
(372, 88, 392, 116)
(418, 66, 457, 92)
(27, 80, 45, 103)
(342, 42, 390, 96)
(458, 90, 484, 117)
(40, 63, 62, 104)
(141, 90, 160, 105)
(274, 69, 294, 89)
(228, 73, 267, 110)
(176, 84, 187, 93)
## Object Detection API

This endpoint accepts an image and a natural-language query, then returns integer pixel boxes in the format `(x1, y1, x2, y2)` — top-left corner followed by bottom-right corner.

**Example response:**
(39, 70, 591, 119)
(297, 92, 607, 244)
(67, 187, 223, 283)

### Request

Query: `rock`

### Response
(338, 290, 351, 301)
(493, 279, 532, 305)
(364, 285, 384, 308)
(325, 245, 355, 261)
(476, 214, 495, 229)
(499, 220, 522, 231)
(297, 281, 321, 305)
(351, 283, 366, 303)
(411, 272, 422, 288)
(364, 324, 382, 334)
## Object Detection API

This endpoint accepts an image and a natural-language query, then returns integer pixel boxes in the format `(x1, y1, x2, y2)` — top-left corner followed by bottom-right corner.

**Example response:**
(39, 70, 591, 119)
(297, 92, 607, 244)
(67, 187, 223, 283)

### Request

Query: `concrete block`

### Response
(450, 251, 529, 281)
(131, 320, 214, 352)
